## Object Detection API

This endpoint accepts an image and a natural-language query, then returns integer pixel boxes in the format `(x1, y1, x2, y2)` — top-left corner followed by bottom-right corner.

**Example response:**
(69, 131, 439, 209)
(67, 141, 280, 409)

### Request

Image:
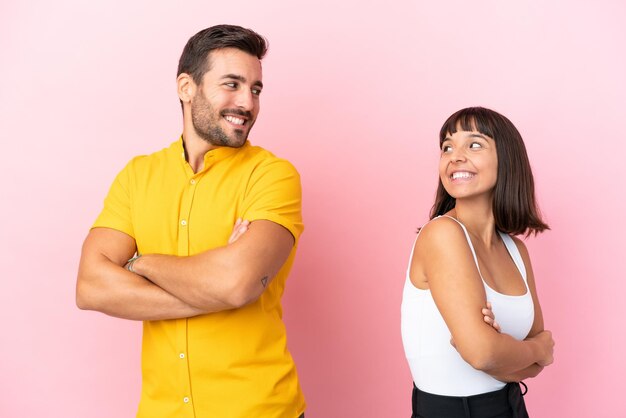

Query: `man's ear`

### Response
(177, 73, 196, 103)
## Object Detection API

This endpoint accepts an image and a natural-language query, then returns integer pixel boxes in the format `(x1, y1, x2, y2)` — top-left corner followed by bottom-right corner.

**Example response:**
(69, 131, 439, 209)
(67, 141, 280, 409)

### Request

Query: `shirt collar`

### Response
(170, 135, 251, 169)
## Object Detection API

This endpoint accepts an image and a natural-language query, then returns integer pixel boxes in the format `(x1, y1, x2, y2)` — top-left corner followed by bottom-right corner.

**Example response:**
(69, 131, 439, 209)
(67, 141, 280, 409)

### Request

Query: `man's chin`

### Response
(228, 141, 247, 148)
(229, 130, 249, 147)
(201, 132, 248, 148)
(220, 136, 247, 149)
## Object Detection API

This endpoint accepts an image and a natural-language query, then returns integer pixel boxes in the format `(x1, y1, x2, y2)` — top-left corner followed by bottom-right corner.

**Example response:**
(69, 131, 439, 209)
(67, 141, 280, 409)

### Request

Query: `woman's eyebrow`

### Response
(467, 133, 488, 140)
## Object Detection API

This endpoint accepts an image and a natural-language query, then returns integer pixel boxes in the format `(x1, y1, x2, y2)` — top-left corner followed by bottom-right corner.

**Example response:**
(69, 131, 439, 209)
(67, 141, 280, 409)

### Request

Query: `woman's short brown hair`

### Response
(430, 107, 549, 236)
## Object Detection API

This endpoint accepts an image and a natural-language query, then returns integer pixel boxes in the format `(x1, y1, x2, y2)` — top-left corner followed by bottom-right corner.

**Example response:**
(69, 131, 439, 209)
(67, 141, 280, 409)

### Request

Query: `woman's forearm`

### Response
(490, 363, 544, 382)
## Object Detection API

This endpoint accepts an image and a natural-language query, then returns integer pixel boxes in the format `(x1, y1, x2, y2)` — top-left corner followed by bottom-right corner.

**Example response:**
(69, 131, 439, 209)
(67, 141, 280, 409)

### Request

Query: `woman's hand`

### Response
(451, 302, 500, 348)
(482, 301, 500, 332)
(490, 331, 554, 382)
(528, 330, 555, 367)
(228, 219, 250, 244)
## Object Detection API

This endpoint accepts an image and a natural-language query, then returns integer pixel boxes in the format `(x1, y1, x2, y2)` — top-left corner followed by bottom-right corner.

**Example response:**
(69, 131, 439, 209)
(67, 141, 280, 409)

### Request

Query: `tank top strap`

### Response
(407, 236, 418, 271)
(439, 215, 486, 280)
(406, 218, 443, 274)
(406, 227, 423, 275)
(498, 233, 528, 282)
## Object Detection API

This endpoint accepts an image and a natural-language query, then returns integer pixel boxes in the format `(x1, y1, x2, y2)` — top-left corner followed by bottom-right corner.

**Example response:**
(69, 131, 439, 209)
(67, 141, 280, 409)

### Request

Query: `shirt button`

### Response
(181, 220, 187, 226)
(190, 179, 196, 185)
(179, 353, 185, 359)
(183, 397, 190, 403)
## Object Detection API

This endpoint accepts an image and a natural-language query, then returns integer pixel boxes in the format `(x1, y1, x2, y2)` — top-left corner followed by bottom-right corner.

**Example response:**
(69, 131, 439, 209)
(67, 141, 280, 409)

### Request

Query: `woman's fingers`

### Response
(482, 302, 501, 332)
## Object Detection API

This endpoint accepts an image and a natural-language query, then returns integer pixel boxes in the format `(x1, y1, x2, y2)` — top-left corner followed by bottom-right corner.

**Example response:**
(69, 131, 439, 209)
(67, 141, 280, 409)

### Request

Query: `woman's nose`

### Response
(450, 148, 466, 162)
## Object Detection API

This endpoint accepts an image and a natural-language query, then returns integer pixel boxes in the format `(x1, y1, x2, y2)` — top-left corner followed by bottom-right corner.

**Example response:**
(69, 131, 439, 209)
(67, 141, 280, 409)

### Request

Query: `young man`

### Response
(76, 25, 305, 418)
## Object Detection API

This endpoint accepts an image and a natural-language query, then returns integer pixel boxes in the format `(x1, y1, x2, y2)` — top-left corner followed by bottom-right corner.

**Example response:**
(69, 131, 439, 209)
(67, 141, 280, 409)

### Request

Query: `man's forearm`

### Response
(131, 220, 294, 311)
(77, 255, 208, 321)
(132, 250, 243, 312)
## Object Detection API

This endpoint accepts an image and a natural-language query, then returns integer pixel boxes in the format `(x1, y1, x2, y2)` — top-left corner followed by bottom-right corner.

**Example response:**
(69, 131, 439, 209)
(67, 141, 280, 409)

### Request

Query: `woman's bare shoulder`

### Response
(412, 216, 475, 276)
(417, 216, 468, 249)
(510, 235, 531, 262)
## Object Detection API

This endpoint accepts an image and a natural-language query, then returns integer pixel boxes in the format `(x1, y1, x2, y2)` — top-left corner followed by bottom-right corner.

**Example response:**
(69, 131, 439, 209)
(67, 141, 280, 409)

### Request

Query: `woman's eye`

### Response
(469, 142, 482, 149)
(442, 145, 452, 153)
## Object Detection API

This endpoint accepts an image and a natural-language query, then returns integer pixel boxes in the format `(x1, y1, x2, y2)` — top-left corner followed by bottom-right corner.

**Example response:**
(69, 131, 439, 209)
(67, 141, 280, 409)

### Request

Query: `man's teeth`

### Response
(452, 172, 474, 180)
(224, 115, 245, 125)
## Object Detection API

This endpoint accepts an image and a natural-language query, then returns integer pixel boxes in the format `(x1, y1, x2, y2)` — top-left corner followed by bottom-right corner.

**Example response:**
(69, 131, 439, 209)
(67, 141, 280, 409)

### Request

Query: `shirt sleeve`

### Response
(92, 160, 135, 239)
(241, 158, 304, 243)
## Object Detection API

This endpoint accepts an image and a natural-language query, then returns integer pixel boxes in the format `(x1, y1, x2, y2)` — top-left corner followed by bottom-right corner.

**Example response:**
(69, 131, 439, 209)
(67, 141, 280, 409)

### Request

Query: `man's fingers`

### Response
(228, 219, 250, 244)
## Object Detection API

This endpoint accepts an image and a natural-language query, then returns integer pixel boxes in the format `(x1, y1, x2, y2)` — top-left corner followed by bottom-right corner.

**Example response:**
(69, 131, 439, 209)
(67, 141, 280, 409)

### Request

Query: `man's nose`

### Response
(235, 89, 254, 110)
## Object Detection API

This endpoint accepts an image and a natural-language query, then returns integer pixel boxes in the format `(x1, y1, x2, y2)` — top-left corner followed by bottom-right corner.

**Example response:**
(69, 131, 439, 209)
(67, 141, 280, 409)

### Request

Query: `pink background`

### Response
(1, 1, 625, 417)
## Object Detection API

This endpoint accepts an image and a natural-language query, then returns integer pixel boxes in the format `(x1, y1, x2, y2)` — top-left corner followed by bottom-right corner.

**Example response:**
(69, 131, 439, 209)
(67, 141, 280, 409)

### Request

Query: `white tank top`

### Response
(401, 216, 534, 396)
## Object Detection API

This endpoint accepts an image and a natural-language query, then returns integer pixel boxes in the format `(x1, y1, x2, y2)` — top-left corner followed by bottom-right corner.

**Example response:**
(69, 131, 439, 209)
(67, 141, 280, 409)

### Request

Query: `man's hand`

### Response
(228, 218, 250, 244)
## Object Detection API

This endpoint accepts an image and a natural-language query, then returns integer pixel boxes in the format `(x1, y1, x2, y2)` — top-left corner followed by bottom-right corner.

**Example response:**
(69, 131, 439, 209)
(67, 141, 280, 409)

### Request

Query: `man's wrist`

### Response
(126, 254, 142, 274)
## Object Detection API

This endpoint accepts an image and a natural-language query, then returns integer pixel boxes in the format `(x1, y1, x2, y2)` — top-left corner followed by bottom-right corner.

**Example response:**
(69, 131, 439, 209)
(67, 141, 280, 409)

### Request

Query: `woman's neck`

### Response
(449, 197, 497, 246)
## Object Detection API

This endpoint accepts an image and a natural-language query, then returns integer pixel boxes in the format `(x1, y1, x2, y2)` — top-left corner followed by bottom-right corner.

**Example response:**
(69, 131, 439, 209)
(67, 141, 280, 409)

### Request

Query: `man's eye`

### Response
(252, 88, 262, 96)
(225, 82, 237, 88)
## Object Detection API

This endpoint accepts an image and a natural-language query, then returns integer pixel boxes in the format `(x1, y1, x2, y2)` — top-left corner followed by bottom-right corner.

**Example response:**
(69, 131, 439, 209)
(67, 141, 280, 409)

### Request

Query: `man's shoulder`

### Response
(124, 141, 179, 172)
(241, 142, 278, 160)
(240, 143, 299, 174)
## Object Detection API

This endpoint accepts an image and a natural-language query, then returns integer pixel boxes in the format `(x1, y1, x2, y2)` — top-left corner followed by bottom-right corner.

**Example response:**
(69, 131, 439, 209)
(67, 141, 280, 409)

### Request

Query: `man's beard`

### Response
(190, 92, 254, 148)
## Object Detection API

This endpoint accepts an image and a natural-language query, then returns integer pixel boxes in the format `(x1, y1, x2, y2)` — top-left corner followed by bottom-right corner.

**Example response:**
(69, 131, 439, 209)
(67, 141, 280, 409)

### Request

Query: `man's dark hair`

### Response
(177, 24, 268, 85)
(430, 106, 549, 236)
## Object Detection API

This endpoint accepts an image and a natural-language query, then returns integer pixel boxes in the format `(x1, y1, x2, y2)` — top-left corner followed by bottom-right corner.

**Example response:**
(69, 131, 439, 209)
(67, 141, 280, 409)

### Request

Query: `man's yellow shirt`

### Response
(93, 138, 305, 418)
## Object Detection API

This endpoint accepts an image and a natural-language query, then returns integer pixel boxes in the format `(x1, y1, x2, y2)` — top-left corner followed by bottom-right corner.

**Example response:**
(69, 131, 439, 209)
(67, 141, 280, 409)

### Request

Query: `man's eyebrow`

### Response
(220, 74, 263, 89)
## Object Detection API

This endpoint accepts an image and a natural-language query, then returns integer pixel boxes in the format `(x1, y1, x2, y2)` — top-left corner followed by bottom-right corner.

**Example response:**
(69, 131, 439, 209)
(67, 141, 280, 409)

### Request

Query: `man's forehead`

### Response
(206, 48, 262, 73)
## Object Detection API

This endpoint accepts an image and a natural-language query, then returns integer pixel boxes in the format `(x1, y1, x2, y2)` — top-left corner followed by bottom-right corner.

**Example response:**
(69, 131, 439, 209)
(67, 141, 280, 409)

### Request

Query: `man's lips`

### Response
(224, 115, 246, 126)
(221, 109, 252, 127)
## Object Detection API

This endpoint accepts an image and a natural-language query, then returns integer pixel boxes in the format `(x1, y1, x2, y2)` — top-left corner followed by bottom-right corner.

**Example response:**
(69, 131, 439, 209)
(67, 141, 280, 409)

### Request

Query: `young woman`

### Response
(401, 107, 554, 418)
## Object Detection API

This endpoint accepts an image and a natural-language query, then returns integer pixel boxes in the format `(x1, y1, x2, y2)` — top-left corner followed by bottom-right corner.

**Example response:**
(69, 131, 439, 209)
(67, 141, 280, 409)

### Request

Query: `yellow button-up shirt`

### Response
(93, 138, 305, 418)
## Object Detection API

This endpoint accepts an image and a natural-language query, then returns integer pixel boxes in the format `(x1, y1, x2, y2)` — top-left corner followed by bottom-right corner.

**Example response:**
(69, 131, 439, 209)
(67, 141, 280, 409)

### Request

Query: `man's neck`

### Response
(182, 130, 215, 173)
